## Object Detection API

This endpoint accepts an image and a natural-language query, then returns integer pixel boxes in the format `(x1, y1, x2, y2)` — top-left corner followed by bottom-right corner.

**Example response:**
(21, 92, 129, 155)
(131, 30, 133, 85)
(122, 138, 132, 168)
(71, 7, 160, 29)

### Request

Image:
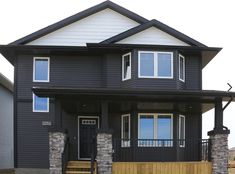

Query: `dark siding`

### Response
(17, 54, 102, 99)
(16, 101, 54, 168)
(15, 49, 203, 167)
(185, 55, 202, 90)
(62, 111, 78, 160)
(105, 54, 122, 88)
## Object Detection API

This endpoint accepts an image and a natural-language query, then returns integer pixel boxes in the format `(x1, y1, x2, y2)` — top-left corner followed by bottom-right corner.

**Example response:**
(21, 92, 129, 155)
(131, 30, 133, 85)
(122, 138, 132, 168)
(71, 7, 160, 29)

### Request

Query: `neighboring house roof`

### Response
(230, 147, 235, 151)
(10, 0, 148, 45)
(101, 19, 206, 47)
(0, 73, 13, 92)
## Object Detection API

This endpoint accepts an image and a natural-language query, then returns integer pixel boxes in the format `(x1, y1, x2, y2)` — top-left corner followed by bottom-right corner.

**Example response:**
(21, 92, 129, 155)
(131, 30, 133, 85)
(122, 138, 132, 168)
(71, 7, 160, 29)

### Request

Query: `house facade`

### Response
(0, 1, 234, 174)
(0, 73, 13, 169)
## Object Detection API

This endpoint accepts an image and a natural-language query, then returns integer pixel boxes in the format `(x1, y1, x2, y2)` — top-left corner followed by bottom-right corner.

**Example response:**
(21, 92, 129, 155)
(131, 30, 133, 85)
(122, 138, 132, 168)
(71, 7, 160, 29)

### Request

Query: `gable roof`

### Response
(10, 0, 148, 45)
(101, 19, 207, 47)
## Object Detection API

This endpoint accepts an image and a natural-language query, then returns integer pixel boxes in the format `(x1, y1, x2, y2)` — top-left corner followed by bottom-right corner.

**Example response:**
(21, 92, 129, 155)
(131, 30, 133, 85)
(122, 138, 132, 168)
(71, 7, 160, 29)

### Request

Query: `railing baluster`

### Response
(111, 138, 210, 162)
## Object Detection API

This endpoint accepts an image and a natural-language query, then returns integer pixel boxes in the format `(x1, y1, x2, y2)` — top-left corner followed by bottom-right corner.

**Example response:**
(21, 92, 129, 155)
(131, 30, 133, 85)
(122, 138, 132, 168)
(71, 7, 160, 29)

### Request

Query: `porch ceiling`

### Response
(32, 87, 235, 113)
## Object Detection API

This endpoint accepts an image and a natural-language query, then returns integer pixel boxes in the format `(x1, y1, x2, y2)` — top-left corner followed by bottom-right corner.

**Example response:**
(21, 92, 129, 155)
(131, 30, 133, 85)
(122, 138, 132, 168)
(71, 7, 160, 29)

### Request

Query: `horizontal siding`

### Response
(16, 102, 54, 168)
(17, 55, 102, 99)
(0, 86, 13, 168)
(27, 9, 139, 46)
(117, 27, 189, 46)
(185, 55, 201, 90)
(105, 54, 122, 88)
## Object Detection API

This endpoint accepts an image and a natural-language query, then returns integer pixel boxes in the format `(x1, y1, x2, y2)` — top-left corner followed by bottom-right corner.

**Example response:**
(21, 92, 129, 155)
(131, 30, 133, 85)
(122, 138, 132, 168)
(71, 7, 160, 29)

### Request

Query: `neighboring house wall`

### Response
(0, 84, 13, 168)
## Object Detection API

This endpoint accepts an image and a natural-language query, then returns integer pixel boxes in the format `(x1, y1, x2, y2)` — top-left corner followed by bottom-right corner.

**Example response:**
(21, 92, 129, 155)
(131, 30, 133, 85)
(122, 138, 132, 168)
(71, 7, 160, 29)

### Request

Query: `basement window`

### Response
(122, 53, 131, 81)
(33, 57, 50, 82)
(33, 93, 49, 112)
(138, 51, 173, 78)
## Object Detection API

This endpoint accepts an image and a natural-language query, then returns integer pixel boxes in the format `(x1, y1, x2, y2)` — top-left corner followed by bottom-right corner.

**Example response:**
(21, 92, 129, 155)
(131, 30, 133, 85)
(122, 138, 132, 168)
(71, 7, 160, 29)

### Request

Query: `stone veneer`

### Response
(96, 133, 113, 174)
(210, 133, 229, 174)
(49, 132, 66, 174)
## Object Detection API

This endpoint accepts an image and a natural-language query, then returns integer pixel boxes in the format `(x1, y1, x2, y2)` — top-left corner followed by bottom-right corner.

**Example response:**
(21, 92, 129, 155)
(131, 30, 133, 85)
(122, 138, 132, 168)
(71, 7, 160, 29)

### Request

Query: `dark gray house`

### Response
(0, 73, 13, 169)
(0, 1, 234, 174)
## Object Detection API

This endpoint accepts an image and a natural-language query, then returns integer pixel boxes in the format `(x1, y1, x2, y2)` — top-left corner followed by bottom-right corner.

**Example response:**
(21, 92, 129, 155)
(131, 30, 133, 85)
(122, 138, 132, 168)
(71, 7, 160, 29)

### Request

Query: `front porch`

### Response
(33, 87, 234, 174)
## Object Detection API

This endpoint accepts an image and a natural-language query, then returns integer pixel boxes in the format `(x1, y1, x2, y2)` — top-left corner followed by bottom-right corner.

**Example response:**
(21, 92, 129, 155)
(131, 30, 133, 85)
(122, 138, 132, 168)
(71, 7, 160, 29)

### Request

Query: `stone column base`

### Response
(209, 132, 229, 174)
(49, 132, 66, 174)
(96, 133, 112, 174)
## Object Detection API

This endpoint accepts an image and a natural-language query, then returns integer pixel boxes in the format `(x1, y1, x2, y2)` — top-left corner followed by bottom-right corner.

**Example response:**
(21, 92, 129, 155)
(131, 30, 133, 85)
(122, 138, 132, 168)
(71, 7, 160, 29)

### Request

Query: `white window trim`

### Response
(33, 57, 50, 82)
(137, 113, 173, 147)
(179, 115, 185, 147)
(121, 114, 131, 147)
(179, 54, 185, 82)
(122, 53, 131, 81)
(157, 52, 174, 79)
(32, 93, 49, 112)
(138, 51, 174, 79)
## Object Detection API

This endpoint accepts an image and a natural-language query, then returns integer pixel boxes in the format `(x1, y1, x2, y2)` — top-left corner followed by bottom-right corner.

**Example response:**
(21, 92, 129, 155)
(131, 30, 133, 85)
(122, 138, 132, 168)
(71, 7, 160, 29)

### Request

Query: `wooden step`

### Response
(66, 171, 91, 174)
(66, 161, 97, 174)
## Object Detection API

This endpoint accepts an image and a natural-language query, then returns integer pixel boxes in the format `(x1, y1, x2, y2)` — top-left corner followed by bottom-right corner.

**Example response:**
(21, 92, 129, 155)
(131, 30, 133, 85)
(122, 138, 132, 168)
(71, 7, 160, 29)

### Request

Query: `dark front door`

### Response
(79, 117, 99, 159)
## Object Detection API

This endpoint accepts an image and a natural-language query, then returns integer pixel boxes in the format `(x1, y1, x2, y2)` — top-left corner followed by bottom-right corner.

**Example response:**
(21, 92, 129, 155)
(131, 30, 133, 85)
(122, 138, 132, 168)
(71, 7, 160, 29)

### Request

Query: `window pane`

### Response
(139, 53, 154, 77)
(34, 94, 48, 111)
(139, 115, 154, 139)
(179, 56, 184, 80)
(157, 53, 172, 77)
(122, 116, 129, 139)
(123, 55, 131, 79)
(157, 115, 172, 139)
(35, 59, 49, 81)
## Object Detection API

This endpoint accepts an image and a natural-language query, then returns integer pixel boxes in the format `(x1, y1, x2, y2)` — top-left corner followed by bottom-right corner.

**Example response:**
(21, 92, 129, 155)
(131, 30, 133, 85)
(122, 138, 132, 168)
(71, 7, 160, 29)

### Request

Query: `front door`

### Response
(78, 116, 99, 159)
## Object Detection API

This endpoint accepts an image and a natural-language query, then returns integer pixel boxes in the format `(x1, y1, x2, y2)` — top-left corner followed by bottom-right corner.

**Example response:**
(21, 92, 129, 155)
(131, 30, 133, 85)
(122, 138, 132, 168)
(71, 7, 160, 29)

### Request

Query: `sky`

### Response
(0, 0, 235, 147)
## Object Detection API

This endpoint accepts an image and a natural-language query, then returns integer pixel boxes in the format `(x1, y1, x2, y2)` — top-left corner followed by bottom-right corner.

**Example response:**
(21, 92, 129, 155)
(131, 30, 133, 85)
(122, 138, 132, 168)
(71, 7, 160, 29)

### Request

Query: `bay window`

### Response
(138, 51, 173, 78)
(122, 53, 131, 81)
(138, 113, 173, 147)
(179, 54, 185, 82)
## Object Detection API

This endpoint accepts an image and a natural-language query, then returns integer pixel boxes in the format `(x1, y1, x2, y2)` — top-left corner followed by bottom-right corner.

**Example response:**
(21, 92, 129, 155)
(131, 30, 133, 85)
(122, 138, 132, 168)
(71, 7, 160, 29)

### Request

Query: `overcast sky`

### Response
(0, 0, 235, 147)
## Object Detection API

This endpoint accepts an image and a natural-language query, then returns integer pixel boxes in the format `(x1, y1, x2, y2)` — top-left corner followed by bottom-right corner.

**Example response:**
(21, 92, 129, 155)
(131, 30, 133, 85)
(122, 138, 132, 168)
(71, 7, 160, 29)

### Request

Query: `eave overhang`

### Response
(0, 44, 221, 67)
(32, 86, 235, 113)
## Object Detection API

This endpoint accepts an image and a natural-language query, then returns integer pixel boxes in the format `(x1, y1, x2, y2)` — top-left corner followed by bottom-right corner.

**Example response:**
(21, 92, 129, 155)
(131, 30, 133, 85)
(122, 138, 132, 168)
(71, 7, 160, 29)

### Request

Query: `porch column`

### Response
(96, 101, 112, 174)
(49, 99, 66, 174)
(49, 131, 66, 174)
(208, 98, 230, 174)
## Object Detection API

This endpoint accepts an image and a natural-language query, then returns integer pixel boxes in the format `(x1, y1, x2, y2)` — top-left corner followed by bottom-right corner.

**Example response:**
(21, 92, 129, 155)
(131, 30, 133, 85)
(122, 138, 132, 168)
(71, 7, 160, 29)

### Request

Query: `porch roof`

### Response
(32, 86, 235, 113)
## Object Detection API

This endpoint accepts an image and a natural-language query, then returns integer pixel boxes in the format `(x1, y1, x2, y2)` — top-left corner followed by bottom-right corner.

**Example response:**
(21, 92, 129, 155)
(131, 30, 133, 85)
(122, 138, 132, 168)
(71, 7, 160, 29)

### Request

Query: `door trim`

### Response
(78, 116, 99, 160)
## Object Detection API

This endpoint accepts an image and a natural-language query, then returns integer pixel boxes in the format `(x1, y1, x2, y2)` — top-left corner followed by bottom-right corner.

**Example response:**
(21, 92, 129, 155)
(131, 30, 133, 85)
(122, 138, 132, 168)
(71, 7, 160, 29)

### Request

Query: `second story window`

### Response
(122, 53, 131, 81)
(33, 57, 50, 82)
(179, 54, 185, 82)
(138, 51, 173, 79)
